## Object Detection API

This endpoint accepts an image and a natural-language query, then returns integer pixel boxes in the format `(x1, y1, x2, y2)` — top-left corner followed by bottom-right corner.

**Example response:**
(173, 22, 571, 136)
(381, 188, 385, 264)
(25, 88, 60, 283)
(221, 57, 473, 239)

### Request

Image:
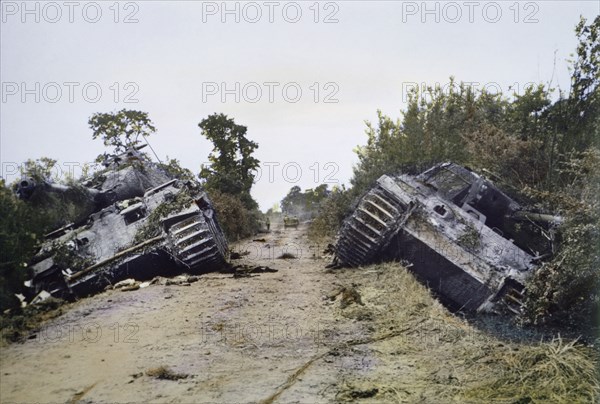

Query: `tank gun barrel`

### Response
(16, 177, 101, 204)
(45, 181, 100, 198)
(512, 211, 563, 225)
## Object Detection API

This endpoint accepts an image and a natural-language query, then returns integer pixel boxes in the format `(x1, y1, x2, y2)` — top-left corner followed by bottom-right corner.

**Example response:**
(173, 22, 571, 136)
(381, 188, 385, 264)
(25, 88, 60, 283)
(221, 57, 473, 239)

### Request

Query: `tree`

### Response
(88, 109, 156, 154)
(281, 185, 330, 218)
(198, 113, 260, 210)
(281, 186, 302, 214)
(0, 179, 39, 310)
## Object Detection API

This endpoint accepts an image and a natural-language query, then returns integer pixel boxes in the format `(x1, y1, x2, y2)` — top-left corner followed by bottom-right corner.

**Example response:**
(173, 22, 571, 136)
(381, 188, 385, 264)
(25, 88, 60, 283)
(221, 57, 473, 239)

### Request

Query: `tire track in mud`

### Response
(258, 324, 419, 404)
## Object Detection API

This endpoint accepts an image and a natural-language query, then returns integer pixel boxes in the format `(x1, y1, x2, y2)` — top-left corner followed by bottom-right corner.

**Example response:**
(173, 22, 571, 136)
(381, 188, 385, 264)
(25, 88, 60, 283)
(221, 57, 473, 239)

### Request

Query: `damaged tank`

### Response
(333, 162, 560, 314)
(18, 145, 229, 301)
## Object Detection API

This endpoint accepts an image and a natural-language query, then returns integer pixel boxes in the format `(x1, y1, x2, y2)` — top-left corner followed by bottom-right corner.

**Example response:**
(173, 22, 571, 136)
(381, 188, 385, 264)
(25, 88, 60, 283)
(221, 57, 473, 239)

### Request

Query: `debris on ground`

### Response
(145, 366, 189, 381)
(165, 275, 200, 286)
(230, 251, 251, 260)
(114, 279, 137, 288)
(120, 284, 140, 292)
(232, 265, 278, 278)
(30, 291, 52, 305)
(326, 285, 364, 309)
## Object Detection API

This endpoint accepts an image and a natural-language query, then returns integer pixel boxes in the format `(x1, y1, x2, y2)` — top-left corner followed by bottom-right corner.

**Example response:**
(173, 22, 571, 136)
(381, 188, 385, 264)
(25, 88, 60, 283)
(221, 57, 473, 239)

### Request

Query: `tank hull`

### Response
(25, 155, 229, 301)
(334, 163, 543, 313)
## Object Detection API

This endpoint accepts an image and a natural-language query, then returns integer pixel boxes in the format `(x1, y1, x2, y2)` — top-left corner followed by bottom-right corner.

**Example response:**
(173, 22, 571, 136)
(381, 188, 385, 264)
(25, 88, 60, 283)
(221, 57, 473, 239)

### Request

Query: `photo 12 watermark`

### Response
(200, 1, 340, 24)
(2, 159, 341, 189)
(201, 82, 340, 104)
(200, 160, 341, 186)
(1, 82, 140, 104)
(400, 1, 540, 24)
(198, 318, 327, 347)
(252, 161, 340, 184)
(1, 161, 100, 185)
(401, 80, 541, 102)
(1, 1, 140, 24)
(33, 321, 140, 344)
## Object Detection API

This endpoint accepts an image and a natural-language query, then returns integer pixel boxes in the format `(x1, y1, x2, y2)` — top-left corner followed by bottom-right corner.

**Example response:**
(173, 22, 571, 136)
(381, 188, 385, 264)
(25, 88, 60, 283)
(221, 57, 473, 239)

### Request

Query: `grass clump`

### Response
(463, 336, 599, 403)
(0, 297, 65, 345)
(146, 365, 189, 381)
(457, 223, 481, 251)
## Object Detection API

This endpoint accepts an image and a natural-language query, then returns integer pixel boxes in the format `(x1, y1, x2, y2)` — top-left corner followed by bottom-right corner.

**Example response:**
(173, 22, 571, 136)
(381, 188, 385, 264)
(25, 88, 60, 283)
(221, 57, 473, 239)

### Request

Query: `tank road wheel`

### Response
(497, 280, 526, 315)
(335, 185, 412, 267)
(167, 214, 227, 271)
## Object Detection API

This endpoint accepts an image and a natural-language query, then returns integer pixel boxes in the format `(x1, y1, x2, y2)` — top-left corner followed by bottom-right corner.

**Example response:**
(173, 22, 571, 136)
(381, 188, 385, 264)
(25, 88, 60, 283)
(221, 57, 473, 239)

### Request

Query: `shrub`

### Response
(524, 149, 600, 328)
(308, 186, 352, 242)
(0, 180, 39, 311)
(207, 189, 260, 241)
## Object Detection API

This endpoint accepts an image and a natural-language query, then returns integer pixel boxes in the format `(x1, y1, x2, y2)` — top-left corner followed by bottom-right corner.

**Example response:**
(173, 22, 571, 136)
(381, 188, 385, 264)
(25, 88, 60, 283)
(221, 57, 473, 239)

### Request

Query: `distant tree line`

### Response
(280, 184, 331, 219)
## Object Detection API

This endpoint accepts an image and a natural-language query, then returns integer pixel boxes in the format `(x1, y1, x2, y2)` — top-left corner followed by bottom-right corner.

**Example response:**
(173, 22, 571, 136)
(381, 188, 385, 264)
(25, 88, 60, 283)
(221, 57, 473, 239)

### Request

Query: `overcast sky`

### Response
(1, 1, 598, 210)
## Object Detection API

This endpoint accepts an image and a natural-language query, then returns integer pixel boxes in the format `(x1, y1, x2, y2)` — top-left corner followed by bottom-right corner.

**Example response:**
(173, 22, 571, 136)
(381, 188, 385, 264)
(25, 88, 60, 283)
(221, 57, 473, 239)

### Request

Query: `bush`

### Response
(524, 149, 600, 328)
(0, 180, 39, 311)
(207, 189, 260, 241)
(308, 186, 352, 242)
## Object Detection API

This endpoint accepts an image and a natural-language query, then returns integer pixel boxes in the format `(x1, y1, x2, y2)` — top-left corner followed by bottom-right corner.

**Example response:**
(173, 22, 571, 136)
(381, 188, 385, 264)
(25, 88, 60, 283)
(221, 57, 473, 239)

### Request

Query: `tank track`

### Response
(335, 185, 411, 267)
(168, 213, 227, 271)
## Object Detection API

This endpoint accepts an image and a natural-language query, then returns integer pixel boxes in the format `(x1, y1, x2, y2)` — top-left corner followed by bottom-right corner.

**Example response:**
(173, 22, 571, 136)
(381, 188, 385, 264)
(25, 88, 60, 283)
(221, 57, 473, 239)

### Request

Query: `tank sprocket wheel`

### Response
(335, 185, 410, 267)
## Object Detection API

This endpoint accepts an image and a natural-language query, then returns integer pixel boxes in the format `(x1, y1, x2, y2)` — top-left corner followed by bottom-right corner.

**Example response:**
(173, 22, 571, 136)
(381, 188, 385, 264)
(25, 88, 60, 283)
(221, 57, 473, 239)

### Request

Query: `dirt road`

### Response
(2, 222, 582, 403)
(1, 223, 376, 403)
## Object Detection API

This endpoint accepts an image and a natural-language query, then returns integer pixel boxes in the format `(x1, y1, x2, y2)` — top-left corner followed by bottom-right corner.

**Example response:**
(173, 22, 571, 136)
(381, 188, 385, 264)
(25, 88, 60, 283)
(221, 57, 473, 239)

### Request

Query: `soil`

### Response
(1, 222, 370, 403)
(0, 221, 588, 403)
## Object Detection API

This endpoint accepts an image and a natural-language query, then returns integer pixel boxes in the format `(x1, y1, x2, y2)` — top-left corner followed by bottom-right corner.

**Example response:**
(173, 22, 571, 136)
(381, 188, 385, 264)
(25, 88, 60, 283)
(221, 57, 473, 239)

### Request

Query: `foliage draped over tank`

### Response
(311, 16, 600, 327)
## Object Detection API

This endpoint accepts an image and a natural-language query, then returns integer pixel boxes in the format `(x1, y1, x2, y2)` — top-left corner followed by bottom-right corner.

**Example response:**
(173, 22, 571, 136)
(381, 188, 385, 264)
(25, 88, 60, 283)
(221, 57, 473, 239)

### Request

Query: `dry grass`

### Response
(146, 366, 189, 381)
(0, 298, 66, 346)
(332, 262, 600, 403)
(211, 322, 225, 332)
(463, 336, 600, 403)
